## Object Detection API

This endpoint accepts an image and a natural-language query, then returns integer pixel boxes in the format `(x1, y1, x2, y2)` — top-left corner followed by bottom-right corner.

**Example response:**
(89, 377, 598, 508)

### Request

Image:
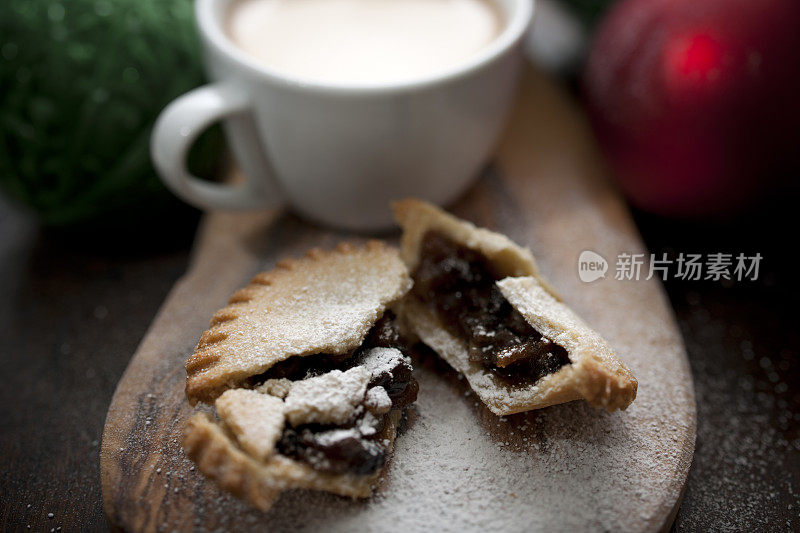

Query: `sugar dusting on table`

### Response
(119, 249, 695, 532)
(243, 350, 692, 532)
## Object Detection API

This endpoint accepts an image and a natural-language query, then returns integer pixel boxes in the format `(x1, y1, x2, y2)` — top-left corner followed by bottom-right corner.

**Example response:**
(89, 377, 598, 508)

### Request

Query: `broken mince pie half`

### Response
(183, 241, 417, 511)
(393, 199, 637, 415)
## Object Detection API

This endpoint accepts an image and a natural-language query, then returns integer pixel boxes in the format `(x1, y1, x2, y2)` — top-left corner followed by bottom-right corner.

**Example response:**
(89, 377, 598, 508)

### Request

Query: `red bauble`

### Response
(584, 0, 800, 216)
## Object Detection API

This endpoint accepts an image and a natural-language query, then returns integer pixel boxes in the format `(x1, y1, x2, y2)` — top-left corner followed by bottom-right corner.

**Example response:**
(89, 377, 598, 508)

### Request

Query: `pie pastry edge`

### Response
(392, 198, 561, 297)
(183, 409, 401, 511)
(185, 240, 413, 405)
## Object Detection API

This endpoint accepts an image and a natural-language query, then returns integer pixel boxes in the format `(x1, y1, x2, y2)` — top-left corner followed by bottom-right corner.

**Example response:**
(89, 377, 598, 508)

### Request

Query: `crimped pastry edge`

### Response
(186, 240, 412, 404)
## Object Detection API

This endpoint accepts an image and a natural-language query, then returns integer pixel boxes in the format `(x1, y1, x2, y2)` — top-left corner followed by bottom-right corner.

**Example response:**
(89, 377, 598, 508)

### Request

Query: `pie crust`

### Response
(183, 205, 638, 511)
(186, 241, 413, 404)
(393, 199, 637, 415)
(183, 241, 414, 511)
(393, 197, 559, 296)
(184, 409, 401, 511)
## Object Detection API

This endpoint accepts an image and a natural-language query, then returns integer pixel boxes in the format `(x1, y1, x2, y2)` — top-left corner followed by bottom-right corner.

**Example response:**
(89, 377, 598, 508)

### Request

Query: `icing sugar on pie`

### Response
(183, 242, 416, 511)
(393, 199, 637, 415)
(182, 202, 637, 512)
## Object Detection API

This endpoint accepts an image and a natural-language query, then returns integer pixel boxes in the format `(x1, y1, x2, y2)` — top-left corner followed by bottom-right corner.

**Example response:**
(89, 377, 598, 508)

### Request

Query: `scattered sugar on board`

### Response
(246, 347, 692, 532)
(107, 228, 695, 531)
(225, 243, 697, 532)
(671, 297, 799, 530)
(111, 274, 694, 531)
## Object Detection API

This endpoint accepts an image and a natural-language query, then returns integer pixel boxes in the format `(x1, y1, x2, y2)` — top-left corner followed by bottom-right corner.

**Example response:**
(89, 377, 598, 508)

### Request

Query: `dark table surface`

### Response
(1, 188, 797, 532)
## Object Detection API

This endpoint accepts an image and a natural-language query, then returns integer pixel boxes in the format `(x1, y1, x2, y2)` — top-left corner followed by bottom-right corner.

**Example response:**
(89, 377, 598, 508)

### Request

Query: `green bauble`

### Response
(0, 0, 220, 226)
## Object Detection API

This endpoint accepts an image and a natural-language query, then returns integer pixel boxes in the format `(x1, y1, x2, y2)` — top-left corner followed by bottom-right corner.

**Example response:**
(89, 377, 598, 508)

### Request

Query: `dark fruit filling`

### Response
(257, 312, 417, 476)
(278, 425, 387, 476)
(411, 231, 570, 385)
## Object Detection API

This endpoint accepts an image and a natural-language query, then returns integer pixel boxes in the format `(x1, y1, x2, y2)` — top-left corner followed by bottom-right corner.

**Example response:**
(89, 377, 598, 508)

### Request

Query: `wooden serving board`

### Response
(101, 68, 696, 532)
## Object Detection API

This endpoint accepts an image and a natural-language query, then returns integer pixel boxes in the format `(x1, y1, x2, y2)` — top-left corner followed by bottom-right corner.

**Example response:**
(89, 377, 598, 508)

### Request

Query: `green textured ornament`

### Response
(0, 0, 220, 226)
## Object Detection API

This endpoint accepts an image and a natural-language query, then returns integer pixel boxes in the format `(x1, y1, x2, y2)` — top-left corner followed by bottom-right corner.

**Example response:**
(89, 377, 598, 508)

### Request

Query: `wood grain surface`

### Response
(100, 68, 696, 532)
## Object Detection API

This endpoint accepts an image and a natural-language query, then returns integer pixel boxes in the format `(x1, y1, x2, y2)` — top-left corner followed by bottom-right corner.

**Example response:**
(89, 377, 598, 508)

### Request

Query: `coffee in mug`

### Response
(151, 0, 532, 229)
(226, 0, 504, 84)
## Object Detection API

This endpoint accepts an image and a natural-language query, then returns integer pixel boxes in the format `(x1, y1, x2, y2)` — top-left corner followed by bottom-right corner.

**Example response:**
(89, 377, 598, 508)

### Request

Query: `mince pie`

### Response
(183, 241, 417, 511)
(393, 199, 637, 415)
(182, 205, 639, 512)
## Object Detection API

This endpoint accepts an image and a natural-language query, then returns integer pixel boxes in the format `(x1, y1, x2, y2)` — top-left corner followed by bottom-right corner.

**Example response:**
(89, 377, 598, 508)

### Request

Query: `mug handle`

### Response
(151, 83, 273, 210)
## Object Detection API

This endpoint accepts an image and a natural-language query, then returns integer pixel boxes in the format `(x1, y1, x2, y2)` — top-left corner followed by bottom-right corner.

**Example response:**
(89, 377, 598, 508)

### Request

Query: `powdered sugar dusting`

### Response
(165, 265, 693, 532)
(359, 348, 408, 382)
(215, 389, 285, 460)
(105, 235, 694, 531)
(103, 79, 696, 531)
(364, 386, 392, 415)
(107, 227, 693, 532)
(251, 200, 695, 530)
(284, 367, 370, 426)
(254, 325, 693, 532)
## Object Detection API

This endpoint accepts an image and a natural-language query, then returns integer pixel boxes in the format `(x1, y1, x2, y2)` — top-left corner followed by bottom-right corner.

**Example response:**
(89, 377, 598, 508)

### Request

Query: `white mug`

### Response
(151, 0, 534, 230)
